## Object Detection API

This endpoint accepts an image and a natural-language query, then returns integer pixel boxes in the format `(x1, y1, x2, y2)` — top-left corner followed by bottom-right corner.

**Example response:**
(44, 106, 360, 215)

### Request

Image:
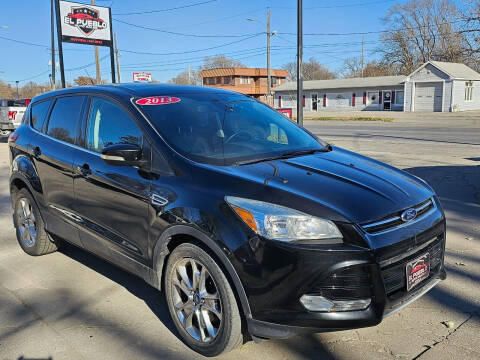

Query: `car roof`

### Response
(31, 83, 246, 104)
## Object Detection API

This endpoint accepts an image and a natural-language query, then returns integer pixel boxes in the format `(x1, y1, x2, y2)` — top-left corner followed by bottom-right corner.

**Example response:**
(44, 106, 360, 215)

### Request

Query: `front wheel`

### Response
(164, 243, 243, 357)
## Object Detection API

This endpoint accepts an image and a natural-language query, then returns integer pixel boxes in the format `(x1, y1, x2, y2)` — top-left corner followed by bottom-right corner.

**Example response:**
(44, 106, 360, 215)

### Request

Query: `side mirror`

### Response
(101, 143, 144, 166)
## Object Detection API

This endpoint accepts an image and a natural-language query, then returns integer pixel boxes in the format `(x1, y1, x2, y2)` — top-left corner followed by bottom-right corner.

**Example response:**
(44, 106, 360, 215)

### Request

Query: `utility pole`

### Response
(188, 64, 191, 85)
(51, 0, 56, 90)
(297, 0, 303, 126)
(267, 8, 271, 105)
(15, 81, 19, 99)
(361, 36, 364, 78)
(92, 0, 101, 84)
(114, 33, 121, 83)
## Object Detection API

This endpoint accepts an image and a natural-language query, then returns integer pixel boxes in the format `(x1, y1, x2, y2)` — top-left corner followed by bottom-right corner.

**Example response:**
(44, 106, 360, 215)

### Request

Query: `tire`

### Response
(164, 243, 243, 357)
(13, 188, 57, 256)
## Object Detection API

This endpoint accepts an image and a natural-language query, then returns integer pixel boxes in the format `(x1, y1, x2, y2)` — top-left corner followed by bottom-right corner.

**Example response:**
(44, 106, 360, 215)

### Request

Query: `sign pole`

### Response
(297, 0, 303, 126)
(54, 0, 66, 88)
(51, 0, 56, 90)
(108, 7, 116, 83)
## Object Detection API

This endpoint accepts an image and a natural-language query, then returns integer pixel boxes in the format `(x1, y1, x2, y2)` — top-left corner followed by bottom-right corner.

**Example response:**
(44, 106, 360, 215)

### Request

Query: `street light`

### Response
(247, 9, 276, 105)
(15, 80, 19, 99)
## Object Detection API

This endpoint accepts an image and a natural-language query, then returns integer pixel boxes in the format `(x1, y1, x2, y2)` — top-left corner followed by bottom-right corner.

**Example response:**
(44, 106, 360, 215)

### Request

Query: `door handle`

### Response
(33, 146, 41, 158)
(76, 163, 91, 177)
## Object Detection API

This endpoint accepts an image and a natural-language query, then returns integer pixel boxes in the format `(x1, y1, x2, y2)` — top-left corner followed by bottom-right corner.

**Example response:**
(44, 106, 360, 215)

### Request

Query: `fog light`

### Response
(300, 295, 371, 312)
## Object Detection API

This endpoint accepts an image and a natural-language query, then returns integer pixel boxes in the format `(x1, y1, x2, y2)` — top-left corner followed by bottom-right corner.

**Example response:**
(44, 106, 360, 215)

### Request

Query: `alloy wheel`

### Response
(16, 197, 37, 248)
(171, 258, 223, 343)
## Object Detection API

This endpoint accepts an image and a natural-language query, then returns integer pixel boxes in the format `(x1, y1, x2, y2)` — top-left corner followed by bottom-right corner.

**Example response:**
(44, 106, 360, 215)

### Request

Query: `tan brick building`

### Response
(200, 67, 289, 104)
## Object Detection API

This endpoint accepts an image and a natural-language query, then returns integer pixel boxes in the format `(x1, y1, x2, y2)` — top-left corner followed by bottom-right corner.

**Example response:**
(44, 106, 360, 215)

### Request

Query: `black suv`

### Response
(8, 84, 446, 357)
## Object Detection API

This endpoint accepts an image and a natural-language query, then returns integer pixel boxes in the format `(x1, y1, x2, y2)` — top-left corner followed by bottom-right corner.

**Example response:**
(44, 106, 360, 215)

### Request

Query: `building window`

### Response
(239, 76, 251, 85)
(395, 91, 404, 105)
(222, 76, 233, 85)
(205, 77, 216, 85)
(465, 82, 473, 101)
(278, 96, 282, 108)
(271, 77, 280, 86)
(367, 91, 378, 104)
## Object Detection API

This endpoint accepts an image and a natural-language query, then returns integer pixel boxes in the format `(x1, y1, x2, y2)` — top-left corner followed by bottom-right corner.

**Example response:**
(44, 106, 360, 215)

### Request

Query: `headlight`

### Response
(225, 196, 343, 244)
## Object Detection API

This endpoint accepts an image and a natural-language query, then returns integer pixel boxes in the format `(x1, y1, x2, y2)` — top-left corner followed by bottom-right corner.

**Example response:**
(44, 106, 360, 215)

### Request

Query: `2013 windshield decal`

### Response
(135, 96, 181, 105)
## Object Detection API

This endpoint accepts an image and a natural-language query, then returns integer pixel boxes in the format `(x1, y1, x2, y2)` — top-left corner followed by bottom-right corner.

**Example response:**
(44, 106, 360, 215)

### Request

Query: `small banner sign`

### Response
(133, 72, 153, 83)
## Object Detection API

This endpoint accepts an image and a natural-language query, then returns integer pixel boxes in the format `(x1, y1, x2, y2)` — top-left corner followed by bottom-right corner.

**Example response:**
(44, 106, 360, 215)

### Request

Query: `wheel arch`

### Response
(150, 225, 252, 320)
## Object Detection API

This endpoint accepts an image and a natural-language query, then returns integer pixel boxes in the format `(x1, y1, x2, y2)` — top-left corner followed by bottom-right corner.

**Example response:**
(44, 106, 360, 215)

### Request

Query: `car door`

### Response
(73, 96, 151, 273)
(29, 95, 87, 247)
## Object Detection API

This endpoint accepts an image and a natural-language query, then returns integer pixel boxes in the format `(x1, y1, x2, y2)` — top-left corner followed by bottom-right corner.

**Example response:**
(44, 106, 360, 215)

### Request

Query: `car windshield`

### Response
(136, 92, 327, 165)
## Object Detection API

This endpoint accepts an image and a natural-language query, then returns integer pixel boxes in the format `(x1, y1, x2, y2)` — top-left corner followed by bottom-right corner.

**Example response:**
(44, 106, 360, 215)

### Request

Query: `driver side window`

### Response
(86, 97, 143, 153)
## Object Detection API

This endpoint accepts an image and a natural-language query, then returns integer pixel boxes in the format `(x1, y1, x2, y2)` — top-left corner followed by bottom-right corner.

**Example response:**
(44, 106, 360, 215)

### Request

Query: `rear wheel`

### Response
(164, 243, 243, 357)
(13, 188, 57, 256)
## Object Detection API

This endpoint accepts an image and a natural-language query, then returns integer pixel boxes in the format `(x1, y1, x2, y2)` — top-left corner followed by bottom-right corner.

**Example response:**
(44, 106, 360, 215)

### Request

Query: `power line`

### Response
(119, 34, 263, 56)
(273, 0, 396, 10)
(0, 35, 48, 48)
(279, 19, 465, 36)
(5, 70, 50, 83)
(113, 0, 217, 16)
(114, 19, 262, 38)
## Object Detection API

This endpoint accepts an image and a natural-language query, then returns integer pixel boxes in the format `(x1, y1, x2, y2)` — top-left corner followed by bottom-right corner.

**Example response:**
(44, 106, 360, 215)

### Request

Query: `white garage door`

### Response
(414, 82, 443, 112)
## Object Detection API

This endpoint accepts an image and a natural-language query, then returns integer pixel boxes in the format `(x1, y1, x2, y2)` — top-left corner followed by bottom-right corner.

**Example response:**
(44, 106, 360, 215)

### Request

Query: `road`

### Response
(0, 114, 479, 360)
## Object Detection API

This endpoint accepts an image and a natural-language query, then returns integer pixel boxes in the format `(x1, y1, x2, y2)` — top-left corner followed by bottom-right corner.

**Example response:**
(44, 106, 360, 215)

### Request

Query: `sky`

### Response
(0, 0, 465, 85)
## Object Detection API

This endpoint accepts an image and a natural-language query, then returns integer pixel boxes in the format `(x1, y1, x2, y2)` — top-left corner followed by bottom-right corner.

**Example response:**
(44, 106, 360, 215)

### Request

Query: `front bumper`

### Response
(0, 123, 15, 131)
(240, 212, 446, 339)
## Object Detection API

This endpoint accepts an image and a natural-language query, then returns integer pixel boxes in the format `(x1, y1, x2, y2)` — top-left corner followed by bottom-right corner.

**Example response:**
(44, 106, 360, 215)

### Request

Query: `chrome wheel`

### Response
(16, 197, 37, 248)
(171, 258, 222, 343)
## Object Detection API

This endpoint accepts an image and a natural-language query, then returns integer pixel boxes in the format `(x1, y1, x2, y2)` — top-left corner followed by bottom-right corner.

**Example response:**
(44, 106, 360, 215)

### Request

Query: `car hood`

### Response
(220, 146, 434, 224)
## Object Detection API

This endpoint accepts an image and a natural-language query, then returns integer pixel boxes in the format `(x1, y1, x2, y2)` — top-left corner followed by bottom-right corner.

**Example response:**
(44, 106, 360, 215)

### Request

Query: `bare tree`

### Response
(459, 1, 480, 70)
(380, 0, 464, 74)
(73, 76, 97, 86)
(341, 57, 394, 78)
(199, 55, 246, 70)
(282, 58, 336, 81)
(168, 70, 192, 85)
(0, 79, 15, 98)
(19, 81, 50, 98)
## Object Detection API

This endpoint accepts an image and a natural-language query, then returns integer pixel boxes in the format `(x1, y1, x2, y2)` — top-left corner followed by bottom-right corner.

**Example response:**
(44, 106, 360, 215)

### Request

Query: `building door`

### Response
(383, 91, 392, 110)
(312, 93, 318, 111)
(414, 82, 442, 112)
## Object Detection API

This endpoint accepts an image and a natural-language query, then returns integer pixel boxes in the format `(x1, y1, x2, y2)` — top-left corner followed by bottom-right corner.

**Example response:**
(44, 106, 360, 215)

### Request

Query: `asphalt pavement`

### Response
(0, 112, 479, 360)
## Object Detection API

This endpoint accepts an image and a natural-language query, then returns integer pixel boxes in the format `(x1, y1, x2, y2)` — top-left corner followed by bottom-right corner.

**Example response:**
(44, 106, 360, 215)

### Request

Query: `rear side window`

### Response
(47, 96, 85, 145)
(86, 97, 142, 153)
(31, 100, 52, 131)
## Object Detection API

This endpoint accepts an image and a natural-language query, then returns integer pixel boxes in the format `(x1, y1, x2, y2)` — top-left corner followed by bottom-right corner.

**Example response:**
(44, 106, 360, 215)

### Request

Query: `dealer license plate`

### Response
(406, 252, 430, 291)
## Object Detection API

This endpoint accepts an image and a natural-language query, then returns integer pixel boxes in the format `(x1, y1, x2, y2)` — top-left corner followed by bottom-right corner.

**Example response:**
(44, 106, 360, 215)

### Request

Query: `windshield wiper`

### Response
(236, 147, 330, 166)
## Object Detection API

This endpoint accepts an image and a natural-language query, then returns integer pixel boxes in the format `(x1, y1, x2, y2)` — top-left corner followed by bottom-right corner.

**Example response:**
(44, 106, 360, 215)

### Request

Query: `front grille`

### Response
(381, 235, 444, 298)
(310, 265, 375, 300)
(361, 198, 435, 234)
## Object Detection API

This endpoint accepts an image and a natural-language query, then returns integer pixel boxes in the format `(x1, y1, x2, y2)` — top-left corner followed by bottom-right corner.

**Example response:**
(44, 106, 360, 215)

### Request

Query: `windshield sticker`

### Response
(135, 96, 181, 105)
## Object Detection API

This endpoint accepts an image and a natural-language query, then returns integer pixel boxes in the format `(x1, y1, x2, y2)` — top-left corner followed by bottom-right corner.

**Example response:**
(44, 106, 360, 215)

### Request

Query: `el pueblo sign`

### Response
(55, 0, 116, 86)
(59, 0, 112, 46)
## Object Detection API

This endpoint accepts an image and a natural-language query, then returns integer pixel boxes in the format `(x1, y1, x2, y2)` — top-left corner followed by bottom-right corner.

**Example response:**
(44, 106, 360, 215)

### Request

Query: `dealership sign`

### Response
(133, 72, 152, 83)
(59, 0, 112, 46)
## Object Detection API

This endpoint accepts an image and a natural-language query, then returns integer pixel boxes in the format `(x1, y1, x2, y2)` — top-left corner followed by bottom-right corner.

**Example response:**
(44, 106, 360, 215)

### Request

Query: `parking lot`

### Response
(0, 113, 479, 360)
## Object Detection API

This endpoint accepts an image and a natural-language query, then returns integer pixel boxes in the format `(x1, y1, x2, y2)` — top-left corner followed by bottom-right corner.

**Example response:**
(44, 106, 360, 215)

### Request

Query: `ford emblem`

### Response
(401, 208, 417, 222)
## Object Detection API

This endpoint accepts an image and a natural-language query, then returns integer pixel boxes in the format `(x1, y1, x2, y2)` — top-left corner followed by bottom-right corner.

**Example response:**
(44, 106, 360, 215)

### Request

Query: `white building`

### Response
(273, 61, 480, 112)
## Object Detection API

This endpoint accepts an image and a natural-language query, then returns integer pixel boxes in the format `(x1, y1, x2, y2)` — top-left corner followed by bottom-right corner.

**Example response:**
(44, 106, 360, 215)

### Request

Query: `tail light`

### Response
(8, 111, 17, 121)
(8, 132, 19, 143)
